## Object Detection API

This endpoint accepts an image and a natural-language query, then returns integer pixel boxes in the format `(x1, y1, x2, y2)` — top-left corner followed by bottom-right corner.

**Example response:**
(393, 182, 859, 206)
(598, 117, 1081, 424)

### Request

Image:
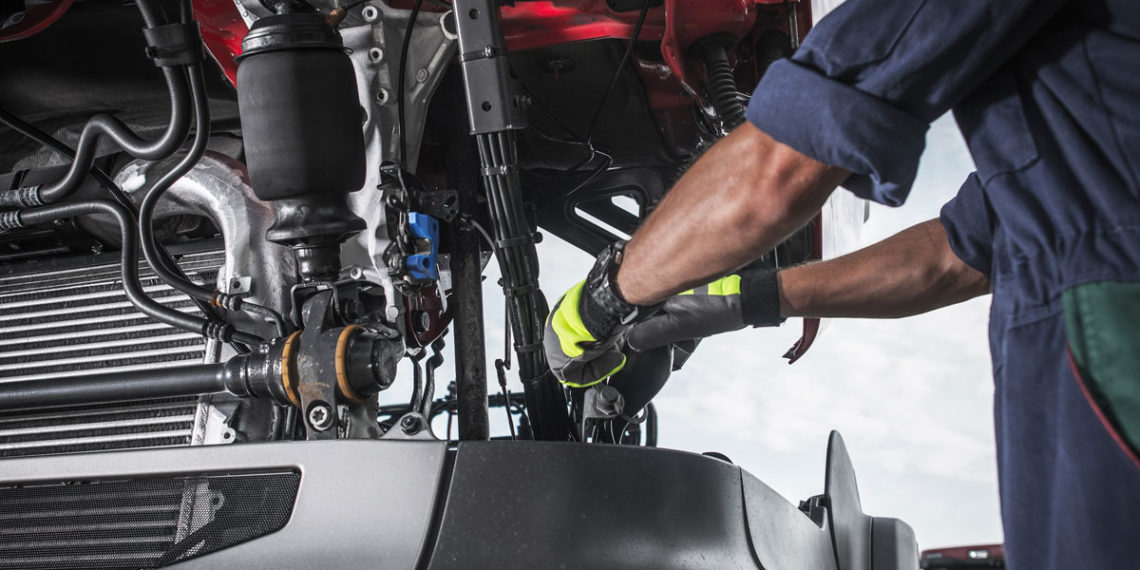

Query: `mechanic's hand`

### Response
(544, 242, 653, 388)
(627, 267, 784, 352)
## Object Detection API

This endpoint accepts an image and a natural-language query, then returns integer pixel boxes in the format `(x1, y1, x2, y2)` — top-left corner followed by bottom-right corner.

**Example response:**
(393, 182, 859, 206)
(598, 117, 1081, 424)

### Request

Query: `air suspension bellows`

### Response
(236, 12, 367, 282)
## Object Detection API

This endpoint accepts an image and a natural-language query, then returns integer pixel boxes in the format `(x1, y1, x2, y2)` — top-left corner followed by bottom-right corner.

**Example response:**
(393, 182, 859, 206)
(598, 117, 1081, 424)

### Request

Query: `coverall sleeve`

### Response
(940, 172, 993, 279)
(746, 0, 1066, 206)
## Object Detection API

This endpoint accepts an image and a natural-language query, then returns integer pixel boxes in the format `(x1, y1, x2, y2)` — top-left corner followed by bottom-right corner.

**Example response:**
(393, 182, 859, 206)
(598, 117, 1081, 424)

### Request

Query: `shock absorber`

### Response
(236, 8, 367, 283)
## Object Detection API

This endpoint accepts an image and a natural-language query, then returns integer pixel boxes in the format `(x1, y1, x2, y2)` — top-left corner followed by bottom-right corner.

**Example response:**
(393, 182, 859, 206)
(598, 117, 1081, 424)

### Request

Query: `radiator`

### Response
(0, 249, 225, 458)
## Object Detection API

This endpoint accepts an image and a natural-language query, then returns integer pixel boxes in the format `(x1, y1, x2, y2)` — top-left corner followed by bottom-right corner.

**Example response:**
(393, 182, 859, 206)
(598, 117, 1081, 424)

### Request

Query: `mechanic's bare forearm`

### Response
(616, 122, 850, 305)
(779, 218, 990, 319)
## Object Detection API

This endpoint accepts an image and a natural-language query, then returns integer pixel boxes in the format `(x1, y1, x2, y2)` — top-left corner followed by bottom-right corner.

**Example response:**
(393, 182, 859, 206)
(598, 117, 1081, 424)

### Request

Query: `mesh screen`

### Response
(0, 470, 300, 569)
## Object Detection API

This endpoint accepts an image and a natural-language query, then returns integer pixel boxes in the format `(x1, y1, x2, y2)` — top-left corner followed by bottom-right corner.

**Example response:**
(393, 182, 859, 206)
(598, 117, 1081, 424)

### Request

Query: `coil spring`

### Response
(704, 47, 746, 130)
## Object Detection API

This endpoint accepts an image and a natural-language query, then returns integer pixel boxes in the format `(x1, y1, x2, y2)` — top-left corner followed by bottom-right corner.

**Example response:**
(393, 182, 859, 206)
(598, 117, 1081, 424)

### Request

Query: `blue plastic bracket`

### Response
(406, 212, 440, 280)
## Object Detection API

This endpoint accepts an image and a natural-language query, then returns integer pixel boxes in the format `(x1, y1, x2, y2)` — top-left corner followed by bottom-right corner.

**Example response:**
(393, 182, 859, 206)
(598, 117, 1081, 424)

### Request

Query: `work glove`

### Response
(626, 267, 785, 353)
(544, 242, 657, 388)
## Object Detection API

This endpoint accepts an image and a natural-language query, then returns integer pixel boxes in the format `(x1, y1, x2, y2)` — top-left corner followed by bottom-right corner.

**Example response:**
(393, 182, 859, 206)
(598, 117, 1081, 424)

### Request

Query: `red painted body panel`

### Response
(660, 0, 754, 96)
(0, 0, 74, 43)
(194, 0, 247, 86)
(920, 544, 1005, 564)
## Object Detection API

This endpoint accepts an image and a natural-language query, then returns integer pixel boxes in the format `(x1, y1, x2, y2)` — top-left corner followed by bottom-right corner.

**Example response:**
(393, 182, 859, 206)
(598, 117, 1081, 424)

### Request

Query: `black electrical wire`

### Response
(17, 200, 261, 346)
(409, 349, 425, 412)
(582, 0, 652, 148)
(397, 0, 426, 170)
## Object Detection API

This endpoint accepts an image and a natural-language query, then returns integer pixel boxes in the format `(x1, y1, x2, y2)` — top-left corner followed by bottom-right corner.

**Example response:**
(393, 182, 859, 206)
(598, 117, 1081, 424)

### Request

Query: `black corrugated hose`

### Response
(703, 44, 747, 130)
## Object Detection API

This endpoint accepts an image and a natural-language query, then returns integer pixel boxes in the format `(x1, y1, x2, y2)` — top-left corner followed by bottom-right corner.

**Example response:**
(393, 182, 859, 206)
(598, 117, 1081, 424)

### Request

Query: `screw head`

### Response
(361, 5, 379, 22)
(400, 415, 421, 434)
(308, 403, 334, 431)
(415, 68, 429, 83)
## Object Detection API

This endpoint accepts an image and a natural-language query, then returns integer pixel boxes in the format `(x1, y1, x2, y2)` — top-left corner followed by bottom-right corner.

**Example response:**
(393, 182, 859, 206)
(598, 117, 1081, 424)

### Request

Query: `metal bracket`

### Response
(453, 0, 526, 133)
(381, 412, 439, 440)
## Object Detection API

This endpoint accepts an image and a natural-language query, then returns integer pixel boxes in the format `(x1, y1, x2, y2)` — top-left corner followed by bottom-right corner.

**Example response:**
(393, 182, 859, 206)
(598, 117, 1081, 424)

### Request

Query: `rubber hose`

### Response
(704, 46, 746, 130)
(19, 200, 262, 347)
(138, 64, 215, 303)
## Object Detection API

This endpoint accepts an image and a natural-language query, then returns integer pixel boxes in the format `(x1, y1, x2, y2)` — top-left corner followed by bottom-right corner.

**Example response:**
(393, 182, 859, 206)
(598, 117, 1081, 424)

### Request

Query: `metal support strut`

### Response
(453, 0, 569, 440)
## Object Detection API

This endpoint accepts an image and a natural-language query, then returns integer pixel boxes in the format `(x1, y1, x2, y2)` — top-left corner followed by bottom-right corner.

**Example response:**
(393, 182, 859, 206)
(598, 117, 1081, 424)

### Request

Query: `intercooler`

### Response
(0, 248, 225, 458)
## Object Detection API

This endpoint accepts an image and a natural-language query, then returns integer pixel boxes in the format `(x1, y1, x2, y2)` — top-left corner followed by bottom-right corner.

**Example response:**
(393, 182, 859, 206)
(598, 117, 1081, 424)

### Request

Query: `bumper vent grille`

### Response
(0, 470, 300, 569)
(0, 250, 223, 458)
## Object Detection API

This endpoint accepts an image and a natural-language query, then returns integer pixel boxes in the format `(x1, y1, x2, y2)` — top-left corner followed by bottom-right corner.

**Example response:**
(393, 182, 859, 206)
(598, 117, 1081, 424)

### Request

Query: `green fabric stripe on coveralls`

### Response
(1063, 281, 1140, 456)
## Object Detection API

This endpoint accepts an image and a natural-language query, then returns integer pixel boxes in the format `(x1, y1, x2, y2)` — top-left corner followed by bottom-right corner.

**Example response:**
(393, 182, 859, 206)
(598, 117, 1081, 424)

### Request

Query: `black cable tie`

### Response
(501, 283, 538, 297)
(143, 22, 204, 67)
(496, 234, 537, 249)
(0, 185, 43, 208)
(513, 341, 544, 354)
(0, 210, 24, 233)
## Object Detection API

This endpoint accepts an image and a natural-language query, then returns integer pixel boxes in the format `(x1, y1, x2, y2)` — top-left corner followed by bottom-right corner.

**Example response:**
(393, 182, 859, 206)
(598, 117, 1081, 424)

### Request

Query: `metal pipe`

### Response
(438, 67, 491, 441)
(112, 152, 296, 336)
(452, 192, 491, 441)
(0, 364, 228, 411)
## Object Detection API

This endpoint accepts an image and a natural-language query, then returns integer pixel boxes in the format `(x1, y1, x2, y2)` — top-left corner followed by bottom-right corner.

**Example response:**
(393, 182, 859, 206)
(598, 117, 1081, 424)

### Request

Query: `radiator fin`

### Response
(0, 250, 224, 458)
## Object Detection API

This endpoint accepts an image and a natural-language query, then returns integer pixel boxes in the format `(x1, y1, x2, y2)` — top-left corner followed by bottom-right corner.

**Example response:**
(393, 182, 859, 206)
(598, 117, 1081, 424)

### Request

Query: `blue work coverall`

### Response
(745, 1, 1140, 567)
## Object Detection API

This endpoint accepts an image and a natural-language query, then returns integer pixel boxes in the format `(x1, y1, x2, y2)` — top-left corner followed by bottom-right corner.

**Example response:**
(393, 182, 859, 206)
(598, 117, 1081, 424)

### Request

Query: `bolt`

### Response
(308, 403, 334, 431)
(230, 278, 242, 290)
(400, 415, 421, 435)
(368, 47, 383, 63)
(415, 68, 429, 83)
(361, 5, 379, 22)
(376, 88, 390, 105)
(414, 310, 431, 332)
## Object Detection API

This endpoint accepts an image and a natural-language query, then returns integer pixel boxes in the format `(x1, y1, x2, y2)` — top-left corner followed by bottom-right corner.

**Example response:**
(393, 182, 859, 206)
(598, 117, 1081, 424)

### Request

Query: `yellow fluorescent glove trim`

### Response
(704, 274, 741, 296)
(551, 280, 594, 358)
(678, 289, 695, 296)
(560, 355, 628, 388)
(721, 274, 741, 296)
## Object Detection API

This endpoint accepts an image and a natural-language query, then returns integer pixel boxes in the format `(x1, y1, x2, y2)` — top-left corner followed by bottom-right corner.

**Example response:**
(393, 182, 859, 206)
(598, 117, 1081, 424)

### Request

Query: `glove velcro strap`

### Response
(740, 268, 784, 327)
(580, 286, 623, 341)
